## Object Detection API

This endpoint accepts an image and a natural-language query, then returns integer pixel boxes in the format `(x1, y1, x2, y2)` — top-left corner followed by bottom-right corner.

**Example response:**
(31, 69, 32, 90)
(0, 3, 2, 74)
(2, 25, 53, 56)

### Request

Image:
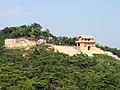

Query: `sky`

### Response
(0, 0, 120, 49)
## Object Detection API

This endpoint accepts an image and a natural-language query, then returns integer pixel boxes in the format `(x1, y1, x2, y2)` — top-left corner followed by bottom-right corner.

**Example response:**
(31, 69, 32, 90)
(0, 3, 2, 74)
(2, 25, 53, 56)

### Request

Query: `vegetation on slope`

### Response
(96, 44, 120, 58)
(0, 45, 120, 90)
(0, 23, 120, 89)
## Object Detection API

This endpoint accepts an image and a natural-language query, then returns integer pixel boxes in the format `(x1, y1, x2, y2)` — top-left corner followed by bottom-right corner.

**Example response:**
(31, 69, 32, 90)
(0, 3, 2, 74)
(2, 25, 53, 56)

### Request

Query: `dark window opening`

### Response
(88, 39, 90, 41)
(88, 46, 91, 50)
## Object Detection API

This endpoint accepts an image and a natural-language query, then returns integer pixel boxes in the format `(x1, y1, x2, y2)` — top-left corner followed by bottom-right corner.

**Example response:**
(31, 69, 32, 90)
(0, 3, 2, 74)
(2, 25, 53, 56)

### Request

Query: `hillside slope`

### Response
(50, 44, 80, 56)
(50, 44, 119, 59)
(0, 45, 120, 90)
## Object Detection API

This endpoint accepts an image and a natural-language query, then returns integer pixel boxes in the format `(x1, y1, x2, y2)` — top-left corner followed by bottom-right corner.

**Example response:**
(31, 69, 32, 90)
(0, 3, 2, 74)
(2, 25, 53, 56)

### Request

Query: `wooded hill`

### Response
(0, 23, 120, 89)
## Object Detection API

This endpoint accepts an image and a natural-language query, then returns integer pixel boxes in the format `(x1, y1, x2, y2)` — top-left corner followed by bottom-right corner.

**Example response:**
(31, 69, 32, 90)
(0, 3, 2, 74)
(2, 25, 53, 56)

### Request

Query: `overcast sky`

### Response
(0, 0, 120, 49)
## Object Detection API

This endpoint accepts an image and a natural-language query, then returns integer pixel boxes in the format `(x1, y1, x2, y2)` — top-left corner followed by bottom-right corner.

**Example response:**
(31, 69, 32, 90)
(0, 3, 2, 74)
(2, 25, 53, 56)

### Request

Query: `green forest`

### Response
(0, 23, 120, 90)
(0, 23, 75, 46)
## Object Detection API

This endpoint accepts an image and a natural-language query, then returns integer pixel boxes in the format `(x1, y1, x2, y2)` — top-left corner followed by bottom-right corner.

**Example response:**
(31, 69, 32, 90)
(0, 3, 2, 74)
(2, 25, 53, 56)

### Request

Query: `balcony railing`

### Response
(76, 40, 95, 43)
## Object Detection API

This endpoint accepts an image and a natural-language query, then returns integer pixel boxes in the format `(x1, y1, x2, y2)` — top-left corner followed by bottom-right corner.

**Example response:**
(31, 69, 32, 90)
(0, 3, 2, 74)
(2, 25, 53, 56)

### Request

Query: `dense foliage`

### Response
(96, 44, 120, 58)
(0, 33, 5, 53)
(0, 23, 120, 89)
(0, 23, 75, 46)
(0, 45, 120, 90)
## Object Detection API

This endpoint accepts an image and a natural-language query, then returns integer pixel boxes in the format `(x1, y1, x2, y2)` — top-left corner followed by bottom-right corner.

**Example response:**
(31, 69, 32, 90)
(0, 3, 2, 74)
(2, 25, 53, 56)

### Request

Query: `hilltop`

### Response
(0, 23, 120, 59)
(0, 23, 120, 89)
(3, 37, 119, 59)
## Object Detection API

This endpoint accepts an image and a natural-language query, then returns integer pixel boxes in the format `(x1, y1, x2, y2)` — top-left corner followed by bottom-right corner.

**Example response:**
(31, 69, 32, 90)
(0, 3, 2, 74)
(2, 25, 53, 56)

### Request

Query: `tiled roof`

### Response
(79, 35, 95, 39)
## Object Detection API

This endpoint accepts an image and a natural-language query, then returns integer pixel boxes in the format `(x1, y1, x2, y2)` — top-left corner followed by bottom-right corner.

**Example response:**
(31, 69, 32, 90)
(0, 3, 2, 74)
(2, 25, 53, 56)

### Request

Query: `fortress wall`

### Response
(5, 39, 16, 46)
(5, 38, 36, 48)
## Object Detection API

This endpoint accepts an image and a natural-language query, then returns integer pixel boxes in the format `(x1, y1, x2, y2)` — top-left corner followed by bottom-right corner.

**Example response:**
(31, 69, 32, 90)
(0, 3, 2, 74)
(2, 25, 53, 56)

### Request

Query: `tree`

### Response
(0, 32, 5, 52)
(32, 28, 42, 38)
(31, 23, 42, 38)
(43, 28, 53, 40)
